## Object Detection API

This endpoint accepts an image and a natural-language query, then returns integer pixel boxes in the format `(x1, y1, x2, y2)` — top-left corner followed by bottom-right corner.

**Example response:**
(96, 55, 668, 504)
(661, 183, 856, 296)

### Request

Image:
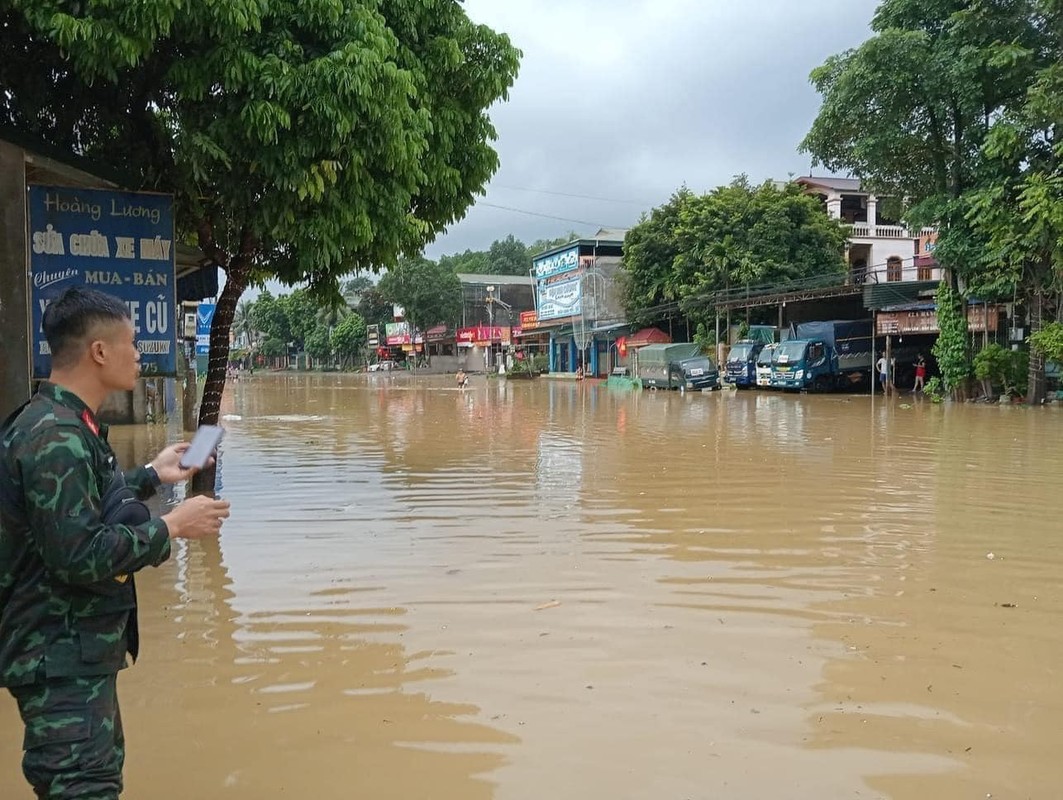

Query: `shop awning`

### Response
(591, 322, 633, 336)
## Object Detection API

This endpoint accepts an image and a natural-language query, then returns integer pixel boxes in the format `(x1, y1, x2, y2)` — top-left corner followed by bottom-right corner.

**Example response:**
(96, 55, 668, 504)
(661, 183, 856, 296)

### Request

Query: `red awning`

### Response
(625, 327, 671, 347)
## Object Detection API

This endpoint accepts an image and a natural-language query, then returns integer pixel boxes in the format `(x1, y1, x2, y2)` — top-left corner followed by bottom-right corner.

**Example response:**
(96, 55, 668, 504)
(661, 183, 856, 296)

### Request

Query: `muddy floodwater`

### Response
(2, 373, 1062, 799)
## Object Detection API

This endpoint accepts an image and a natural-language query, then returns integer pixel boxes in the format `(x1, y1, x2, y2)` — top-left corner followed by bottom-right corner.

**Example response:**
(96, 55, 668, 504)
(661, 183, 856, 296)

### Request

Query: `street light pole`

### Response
(486, 285, 495, 370)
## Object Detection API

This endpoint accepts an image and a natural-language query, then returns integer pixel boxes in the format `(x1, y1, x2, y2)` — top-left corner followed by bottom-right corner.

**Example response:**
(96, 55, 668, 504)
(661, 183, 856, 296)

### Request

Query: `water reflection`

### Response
(1, 374, 1059, 799)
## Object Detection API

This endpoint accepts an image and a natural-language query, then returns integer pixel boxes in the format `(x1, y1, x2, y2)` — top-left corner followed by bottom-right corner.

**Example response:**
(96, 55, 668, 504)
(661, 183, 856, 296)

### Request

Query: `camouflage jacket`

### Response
(0, 382, 171, 687)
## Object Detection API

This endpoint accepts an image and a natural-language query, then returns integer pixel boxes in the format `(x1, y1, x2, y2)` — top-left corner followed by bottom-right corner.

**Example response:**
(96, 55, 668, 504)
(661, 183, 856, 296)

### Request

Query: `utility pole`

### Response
(486, 285, 494, 370)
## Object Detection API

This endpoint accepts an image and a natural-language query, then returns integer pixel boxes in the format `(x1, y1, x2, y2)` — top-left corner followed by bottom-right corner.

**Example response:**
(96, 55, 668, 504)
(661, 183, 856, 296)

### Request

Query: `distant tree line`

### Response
(437, 232, 579, 276)
(231, 231, 577, 368)
(620, 178, 849, 336)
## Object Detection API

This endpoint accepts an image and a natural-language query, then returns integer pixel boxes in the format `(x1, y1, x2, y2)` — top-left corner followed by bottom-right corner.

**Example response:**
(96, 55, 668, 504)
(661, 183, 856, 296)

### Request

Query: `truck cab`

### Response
(755, 343, 777, 387)
(725, 340, 764, 388)
(770, 339, 836, 391)
(671, 356, 721, 391)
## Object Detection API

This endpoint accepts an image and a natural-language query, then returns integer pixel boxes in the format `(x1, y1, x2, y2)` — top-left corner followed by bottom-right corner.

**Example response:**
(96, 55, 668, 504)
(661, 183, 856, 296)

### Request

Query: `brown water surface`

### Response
(2, 374, 1061, 798)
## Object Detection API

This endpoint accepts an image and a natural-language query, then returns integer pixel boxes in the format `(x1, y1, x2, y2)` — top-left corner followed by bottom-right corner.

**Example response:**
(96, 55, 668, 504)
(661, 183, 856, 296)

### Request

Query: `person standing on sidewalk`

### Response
(913, 354, 927, 393)
(1, 287, 231, 799)
(876, 352, 890, 394)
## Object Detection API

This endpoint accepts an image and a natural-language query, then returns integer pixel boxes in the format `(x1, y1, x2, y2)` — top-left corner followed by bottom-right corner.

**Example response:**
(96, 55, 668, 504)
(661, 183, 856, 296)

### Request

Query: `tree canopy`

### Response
(241, 287, 366, 367)
(330, 313, 368, 367)
(437, 232, 578, 276)
(0, 0, 520, 424)
(378, 256, 461, 359)
(621, 179, 848, 327)
(801, 0, 1061, 403)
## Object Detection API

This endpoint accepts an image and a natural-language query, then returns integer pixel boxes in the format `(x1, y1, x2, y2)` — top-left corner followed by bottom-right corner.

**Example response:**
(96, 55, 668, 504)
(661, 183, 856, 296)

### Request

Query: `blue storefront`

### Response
(533, 232, 626, 377)
(546, 325, 630, 377)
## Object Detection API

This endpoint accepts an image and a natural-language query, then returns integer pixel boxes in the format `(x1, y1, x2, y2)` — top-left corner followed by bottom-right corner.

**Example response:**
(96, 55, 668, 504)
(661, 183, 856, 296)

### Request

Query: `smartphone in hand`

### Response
(179, 425, 224, 470)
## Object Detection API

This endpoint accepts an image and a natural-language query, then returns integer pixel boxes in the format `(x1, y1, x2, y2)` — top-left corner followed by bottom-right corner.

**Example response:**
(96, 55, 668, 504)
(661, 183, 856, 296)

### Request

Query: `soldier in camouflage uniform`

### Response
(1, 287, 231, 799)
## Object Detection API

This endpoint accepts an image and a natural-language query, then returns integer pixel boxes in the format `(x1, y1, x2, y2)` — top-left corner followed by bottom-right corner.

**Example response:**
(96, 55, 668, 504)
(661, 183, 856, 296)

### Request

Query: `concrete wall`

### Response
(460, 348, 486, 373)
(98, 388, 135, 424)
(96, 378, 157, 425)
(427, 355, 461, 374)
(0, 141, 29, 419)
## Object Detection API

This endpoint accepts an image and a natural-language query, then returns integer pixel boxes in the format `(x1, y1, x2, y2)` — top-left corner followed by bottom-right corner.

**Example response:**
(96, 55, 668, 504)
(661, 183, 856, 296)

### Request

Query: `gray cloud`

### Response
(425, 0, 879, 257)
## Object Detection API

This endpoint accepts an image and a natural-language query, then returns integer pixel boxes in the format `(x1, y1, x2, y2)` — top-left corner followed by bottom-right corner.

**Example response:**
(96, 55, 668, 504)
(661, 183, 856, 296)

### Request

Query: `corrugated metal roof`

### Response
(532, 235, 626, 261)
(590, 322, 633, 334)
(796, 175, 864, 193)
(863, 281, 938, 310)
(594, 227, 630, 240)
(456, 273, 533, 286)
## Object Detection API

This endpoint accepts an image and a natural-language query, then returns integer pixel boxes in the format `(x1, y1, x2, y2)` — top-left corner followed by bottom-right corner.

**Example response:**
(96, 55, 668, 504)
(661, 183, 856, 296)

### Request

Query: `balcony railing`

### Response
(850, 224, 918, 239)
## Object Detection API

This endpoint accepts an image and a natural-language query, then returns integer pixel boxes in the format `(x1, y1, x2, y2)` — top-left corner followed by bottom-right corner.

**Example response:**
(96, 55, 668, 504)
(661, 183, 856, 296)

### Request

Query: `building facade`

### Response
(531, 229, 629, 377)
(796, 176, 940, 286)
(456, 273, 535, 372)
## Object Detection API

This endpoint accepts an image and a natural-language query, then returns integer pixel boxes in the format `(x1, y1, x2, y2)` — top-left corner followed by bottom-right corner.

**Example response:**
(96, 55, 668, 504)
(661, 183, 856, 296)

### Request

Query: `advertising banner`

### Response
(519, 310, 539, 330)
(876, 305, 1000, 335)
(532, 246, 579, 280)
(383, 321, 425, 345)
(196, 302, 216, 356)
(536, 274, 582, 321)
(456, 326, 508, 345)
(385, 321, 409, 345)
(28, 186, 177, 377)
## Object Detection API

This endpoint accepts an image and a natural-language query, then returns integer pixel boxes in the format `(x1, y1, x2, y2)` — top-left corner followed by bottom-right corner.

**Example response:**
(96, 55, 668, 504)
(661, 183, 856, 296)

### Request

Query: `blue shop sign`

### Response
(28, 186, 177, 377)
(533, 246, 579, 280)
(196, 302, 216, 356)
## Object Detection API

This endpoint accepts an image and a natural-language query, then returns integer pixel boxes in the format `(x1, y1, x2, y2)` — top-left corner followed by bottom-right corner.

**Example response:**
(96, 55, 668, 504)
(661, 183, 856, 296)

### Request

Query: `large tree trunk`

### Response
(198, 259, 250, 426)
(1027, 289, 1046, 406)
(191, 222, 256, 494)
(191, 259, 251, 494)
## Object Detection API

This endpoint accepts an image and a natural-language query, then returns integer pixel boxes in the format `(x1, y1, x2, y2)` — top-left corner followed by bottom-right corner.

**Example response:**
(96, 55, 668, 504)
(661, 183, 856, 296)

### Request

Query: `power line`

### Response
(476, 201, 622, 230)
(490, 184, 653, 207)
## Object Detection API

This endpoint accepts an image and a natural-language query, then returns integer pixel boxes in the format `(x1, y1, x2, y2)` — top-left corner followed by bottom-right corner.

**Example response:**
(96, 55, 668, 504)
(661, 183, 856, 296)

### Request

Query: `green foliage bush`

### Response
(932, 282, 971, 395)
(1030, 322, 1063, 365)
(974, 344, 1029, 398)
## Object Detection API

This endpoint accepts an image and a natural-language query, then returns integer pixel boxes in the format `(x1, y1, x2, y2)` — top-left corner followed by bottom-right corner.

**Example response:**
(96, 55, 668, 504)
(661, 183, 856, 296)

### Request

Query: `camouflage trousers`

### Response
(8, 674, 124, 799)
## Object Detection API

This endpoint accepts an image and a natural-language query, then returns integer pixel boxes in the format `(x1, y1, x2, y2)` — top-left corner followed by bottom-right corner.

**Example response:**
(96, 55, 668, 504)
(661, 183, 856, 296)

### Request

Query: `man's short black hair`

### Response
(42, 287, 131, 369)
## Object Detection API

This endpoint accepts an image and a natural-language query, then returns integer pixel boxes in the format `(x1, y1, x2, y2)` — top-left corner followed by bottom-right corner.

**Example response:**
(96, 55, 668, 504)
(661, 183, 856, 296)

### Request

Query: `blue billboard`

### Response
(196, 302, 216, 356)
(532, 246, 579, 280)
(28, 185, 177, 377)
(536, 274, 582, 321)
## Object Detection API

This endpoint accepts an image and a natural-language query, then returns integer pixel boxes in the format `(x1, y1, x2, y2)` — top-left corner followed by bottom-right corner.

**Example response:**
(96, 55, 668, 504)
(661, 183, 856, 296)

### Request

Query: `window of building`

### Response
(886, 257, 903, 282)
(852, 259, 868, 284)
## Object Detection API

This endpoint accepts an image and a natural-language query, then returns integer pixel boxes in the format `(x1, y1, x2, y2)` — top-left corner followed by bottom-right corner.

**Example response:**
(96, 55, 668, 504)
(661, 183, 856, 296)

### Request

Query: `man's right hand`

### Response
(161, 495, 231, 540)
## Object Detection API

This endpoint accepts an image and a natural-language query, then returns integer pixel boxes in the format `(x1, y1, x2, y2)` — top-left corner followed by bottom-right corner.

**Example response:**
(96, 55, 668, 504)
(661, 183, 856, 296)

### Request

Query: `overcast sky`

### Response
(424, 0, 880, 258)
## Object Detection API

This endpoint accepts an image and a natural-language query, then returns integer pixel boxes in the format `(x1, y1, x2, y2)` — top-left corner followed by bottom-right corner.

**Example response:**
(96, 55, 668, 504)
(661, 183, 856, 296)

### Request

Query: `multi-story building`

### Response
(796, 176, 940, 285)
(455, 273, 535, 371)
(529, 229, 629, 377)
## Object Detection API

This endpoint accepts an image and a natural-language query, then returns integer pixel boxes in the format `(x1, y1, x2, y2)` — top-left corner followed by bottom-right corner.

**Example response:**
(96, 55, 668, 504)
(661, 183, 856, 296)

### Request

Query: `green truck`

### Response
(636, 343, 721, 391)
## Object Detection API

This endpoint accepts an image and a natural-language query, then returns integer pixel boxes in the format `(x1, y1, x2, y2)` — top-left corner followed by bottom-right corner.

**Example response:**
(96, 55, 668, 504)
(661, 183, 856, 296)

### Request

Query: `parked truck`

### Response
(724, 326, 779, 388)
(725, 340, 766, 387)
(637, 343, 721, 391)
(755, 343, 778, 387)
(770, 319, 874, 391)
